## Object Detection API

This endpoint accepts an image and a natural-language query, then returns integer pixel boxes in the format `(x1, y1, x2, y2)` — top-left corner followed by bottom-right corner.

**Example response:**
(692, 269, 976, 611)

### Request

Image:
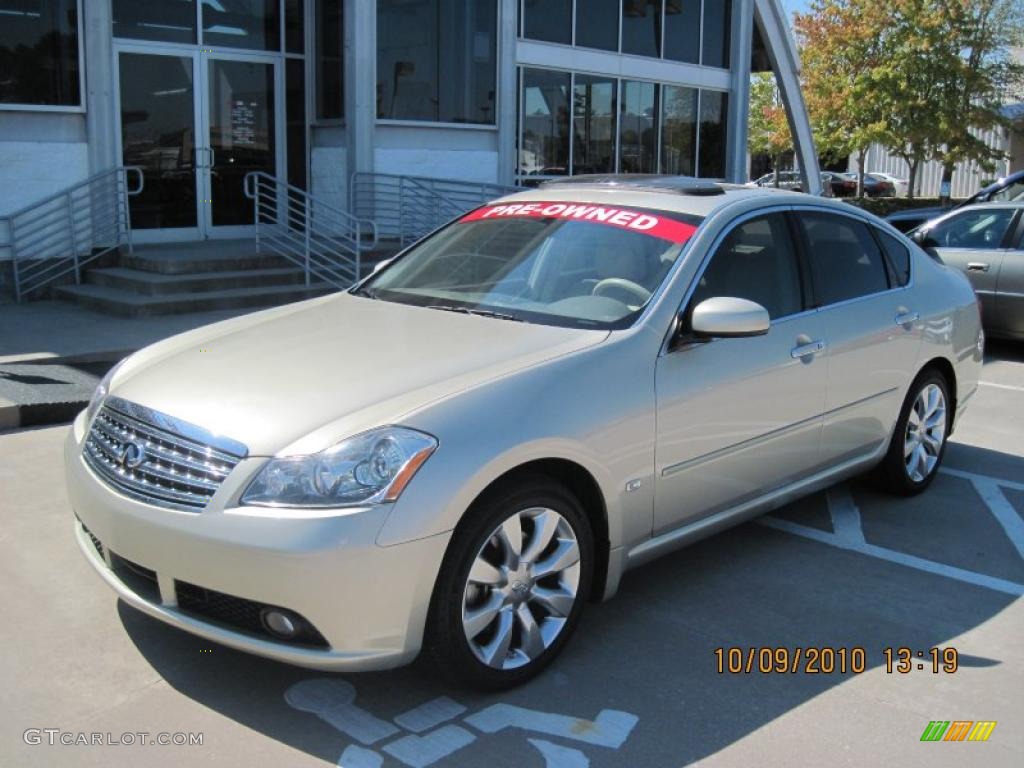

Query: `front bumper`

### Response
(65, 414, 450, 671)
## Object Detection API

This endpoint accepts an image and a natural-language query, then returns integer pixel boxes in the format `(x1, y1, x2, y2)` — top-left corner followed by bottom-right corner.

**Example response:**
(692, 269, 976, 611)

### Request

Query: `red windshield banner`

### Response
(460, 202, 698, 244)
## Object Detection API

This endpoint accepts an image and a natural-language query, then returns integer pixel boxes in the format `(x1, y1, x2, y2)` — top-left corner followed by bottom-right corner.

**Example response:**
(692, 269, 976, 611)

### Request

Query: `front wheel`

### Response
(871, 370, 951, 495)
(424, 478, 593, 689)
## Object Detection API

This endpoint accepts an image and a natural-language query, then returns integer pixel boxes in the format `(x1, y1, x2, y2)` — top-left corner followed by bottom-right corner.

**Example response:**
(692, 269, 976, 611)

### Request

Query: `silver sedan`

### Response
(914, 201, 1024, 340)
(66, 177, 983, 689)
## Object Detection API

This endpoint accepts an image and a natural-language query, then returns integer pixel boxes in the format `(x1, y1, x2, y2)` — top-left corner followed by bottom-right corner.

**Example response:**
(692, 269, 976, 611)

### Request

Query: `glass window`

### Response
(113, 0, 196, 44)
(801, 213, 891, 305)
(877, 230, 911, 287)
(520, 68, 570, 176)
(691, 215, 804, 320)
(697, 90, 727, 178)
(523, 0, 572, 45)
(0, 0, 80, 107)
(619, 80, 658, 173)
(988, 180, 1024, 203)
(316, 0, 342, 120)
(576, 0, 619, 51)
(660, 85, 697, 176)
(621, 0, 662, 58)
(923, 208, 1017, 250)
(573, 75, 617, 175)
(377, 0, 497, 125)
(363, 203, 703, 329)
(286, 58, 307, 190)
(202, 0, 280, 51)
(663, 0, 700, 64)
(285, 0, 304, 53)
(701, 0, 731, 68)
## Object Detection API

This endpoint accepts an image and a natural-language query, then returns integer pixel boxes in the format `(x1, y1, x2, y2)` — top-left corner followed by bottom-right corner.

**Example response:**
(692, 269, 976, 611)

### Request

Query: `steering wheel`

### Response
(592, 278, 651, 305)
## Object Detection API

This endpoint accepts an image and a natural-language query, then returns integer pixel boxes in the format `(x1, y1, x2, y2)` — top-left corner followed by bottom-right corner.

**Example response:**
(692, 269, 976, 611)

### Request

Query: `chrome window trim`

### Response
(657, 203, 804, 355)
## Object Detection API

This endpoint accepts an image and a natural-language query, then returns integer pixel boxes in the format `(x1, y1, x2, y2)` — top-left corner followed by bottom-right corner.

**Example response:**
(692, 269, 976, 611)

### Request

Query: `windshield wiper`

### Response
(426, 305, 525, 323)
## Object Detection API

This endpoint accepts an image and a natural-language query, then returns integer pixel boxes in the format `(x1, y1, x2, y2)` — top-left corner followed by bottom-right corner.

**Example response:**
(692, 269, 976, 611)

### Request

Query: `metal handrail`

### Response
(350, 172, 521, 245)
(3, 166, 143, 301)
(243, 171, 376, 289)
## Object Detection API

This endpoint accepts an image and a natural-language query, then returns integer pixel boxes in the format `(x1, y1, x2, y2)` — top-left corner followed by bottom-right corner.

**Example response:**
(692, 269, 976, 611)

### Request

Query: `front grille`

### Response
(175, 581, 329, 648)
(83, 396, 247, 512)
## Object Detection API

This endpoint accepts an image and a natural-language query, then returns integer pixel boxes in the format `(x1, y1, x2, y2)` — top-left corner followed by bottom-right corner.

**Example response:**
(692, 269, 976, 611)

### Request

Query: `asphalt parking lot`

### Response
(2, 342, 1022, 768)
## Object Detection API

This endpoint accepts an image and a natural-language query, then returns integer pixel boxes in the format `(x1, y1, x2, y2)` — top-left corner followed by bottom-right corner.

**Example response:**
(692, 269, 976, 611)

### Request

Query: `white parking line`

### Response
(759, 470, 1024, 597)
(978, 381, 1024, 393)
(759, 516, 1024, 596)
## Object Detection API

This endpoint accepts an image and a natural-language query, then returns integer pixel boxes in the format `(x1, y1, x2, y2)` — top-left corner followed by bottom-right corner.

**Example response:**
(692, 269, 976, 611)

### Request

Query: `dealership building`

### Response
(0, 0, 816, 300)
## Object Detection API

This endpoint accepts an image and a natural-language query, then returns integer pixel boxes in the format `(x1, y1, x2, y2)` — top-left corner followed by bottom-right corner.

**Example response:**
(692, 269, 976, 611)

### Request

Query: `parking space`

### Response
(2, 341, 1023, 767)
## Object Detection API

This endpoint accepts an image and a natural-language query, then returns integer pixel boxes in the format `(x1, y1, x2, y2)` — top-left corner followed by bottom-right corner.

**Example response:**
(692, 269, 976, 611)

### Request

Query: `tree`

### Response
(879, 0, 1024, 199)
(796, 0, 893, 197)
(747, 72, 793, 185)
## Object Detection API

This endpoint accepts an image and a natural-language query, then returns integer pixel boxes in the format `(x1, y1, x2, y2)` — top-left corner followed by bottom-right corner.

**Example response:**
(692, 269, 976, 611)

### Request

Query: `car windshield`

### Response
(358, 201, 704, 329)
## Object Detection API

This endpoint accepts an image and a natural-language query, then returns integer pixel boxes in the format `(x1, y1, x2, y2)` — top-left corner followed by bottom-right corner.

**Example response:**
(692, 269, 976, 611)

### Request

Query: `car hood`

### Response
(111, 294, 608, 455)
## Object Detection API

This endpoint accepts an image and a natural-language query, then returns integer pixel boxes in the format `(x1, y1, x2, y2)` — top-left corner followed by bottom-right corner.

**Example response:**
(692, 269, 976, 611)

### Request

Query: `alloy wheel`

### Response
(461, 507, 581, 670)
(904, 383, 947, 483)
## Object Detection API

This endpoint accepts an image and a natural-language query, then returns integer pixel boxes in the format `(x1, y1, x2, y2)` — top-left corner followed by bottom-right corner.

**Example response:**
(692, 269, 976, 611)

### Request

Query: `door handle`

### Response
(966, 262, 990, 272)
(895, 311, 919, 326)
(791, 340, 826, 359)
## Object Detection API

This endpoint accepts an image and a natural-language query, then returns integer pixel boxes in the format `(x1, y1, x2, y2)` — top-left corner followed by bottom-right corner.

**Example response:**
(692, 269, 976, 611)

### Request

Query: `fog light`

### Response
(261, 608, 298, 638)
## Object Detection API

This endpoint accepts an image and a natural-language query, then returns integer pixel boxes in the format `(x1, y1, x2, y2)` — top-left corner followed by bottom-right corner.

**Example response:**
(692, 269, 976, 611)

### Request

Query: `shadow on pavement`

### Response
(117, 444, 1021, 767)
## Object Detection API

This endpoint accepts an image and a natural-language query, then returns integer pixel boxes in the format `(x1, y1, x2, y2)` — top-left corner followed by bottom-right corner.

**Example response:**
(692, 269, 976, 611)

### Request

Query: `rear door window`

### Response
(799, 212, 891, 305)
(876, 230, 912, 287)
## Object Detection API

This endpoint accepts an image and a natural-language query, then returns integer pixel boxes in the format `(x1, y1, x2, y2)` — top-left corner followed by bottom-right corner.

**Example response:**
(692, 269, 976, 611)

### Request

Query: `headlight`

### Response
(240, 426, 437, 508)
(85, 358, 126, 424)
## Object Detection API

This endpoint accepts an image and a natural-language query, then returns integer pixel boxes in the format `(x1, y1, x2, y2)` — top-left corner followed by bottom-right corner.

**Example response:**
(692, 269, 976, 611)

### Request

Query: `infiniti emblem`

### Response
(118, 440, 147, 469)
(511, 581, 529, 596)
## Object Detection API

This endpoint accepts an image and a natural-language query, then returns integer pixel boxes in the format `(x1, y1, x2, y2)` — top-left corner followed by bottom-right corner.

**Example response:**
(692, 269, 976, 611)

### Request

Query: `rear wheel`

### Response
(871, 369, 951, 495)
(425, 477, 593, 689)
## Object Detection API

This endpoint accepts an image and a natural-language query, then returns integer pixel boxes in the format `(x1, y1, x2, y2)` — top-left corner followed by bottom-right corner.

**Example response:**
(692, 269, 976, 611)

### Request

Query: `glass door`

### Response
(117, 50, 202, 242)
(200, 53, 283, 238)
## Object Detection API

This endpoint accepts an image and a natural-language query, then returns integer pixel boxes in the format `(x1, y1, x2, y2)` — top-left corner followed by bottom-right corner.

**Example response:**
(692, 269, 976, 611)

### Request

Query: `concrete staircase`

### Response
(55, 240, 385, 317)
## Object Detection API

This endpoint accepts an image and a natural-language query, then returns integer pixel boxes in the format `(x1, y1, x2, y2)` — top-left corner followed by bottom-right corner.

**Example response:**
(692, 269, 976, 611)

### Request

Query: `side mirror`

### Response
(689, 297, 770, 339)
(910, 229, 938, 249)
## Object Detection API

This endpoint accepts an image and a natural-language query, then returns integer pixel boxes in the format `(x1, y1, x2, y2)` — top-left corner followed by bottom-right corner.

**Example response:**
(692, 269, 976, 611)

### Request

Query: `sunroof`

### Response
(539, 175, 725, 196)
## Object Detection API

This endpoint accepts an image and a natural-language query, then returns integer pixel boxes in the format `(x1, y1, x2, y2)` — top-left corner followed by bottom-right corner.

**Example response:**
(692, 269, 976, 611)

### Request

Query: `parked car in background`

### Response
(870, 172, 910, 198)
(913, 202, 1024, 340)
(823, 171, 858, 198)
(748, 171, 805, 192)
(887, 169, 1024, 233)
(839, 172, 895, 198)
(66, 177, 982, 689)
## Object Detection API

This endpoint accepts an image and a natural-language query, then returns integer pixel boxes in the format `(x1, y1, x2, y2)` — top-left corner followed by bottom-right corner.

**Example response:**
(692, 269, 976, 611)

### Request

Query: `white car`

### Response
(66, 177, 983, 689)
(870, 172, 910, 198)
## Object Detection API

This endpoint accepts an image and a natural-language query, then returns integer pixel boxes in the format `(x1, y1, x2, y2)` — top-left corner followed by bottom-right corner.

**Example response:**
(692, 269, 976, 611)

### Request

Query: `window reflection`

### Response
(663, 0, 700, 64)
(520, 68, 570, 176)
(377, 0, 496, 124)
(575, 0, 618, 51)
(619, 80, 658, 173)
(661, 85, 697, 175)
(523, 0, 572, 45)
(573, 75, 617, 174)
(698, 90, 728, 178)
(202, 0, 280, 52)
(702, 0, 731, 68)
(113, 0, 196, 44)
(621, 0, 662, 58)
(316, 0, 343, 119)
(0, 0, 80, 106)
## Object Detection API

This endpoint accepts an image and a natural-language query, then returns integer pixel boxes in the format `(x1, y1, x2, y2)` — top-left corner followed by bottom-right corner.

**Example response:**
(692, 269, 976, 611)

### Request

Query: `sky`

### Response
(781, 0, 812, 19)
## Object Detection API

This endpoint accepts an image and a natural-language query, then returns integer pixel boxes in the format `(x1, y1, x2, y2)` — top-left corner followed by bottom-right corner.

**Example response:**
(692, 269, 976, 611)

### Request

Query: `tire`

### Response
(424, 476, 594, 690)
(871, 369, 951, 495)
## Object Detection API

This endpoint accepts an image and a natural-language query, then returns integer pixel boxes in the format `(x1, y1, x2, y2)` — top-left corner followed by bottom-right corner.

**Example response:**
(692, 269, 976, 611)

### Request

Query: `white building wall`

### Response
(855, 125, 1012, 199)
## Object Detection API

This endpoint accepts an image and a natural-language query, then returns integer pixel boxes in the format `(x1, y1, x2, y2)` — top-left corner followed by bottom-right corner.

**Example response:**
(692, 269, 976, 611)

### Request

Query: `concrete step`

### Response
(55, 282, 333, 317)
(122, 250, 291, 275)
(88, 266, 311, 296)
